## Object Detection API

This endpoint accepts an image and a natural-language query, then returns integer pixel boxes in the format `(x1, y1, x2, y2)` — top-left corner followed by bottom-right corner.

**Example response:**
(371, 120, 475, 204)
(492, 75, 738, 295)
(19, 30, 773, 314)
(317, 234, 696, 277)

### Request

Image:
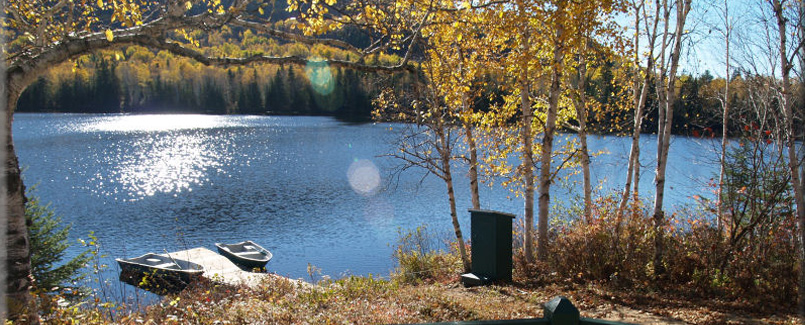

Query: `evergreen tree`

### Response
(17, 77, 50, 112)
(92, 57, 121, 112)
(202, 77, 227, 114)
(266, 66, 290, 113)
(26, 186, 91, 292)
(240, 70, 263, 114)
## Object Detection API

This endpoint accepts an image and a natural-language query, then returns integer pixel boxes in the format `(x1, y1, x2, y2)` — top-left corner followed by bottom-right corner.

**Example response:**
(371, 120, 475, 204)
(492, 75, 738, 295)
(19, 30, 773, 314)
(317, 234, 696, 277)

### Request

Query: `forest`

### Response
(15, 28, 380, 121)
(14, 37, 792, 138)
(3, 0, 805, 323)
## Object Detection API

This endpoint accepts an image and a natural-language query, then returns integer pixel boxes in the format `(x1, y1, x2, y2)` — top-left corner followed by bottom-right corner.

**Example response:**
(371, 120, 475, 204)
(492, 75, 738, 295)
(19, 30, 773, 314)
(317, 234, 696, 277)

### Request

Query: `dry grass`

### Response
(36, 274, 801, 324)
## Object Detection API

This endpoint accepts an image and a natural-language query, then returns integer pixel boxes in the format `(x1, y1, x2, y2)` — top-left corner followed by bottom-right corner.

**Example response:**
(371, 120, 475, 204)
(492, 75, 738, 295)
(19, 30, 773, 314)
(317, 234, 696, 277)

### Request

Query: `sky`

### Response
(617, 0, 803, 79)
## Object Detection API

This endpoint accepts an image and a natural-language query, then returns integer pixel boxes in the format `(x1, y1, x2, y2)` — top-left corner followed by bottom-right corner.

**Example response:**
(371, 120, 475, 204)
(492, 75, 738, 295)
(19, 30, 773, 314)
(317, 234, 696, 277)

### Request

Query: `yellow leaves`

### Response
(105, 29, 114, 42)
(258, 7, 264, 15)
(185, 1, 193, 10)
(96, 0, 103, 8)
(286, 0, 298, 12)
(364, 6, 377, 21)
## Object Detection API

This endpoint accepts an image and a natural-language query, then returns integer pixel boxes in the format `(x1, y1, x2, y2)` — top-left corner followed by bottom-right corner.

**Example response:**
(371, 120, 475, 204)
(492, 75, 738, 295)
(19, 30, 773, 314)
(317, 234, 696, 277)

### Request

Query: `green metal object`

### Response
(468, 209, 515, 283)
(543, 296, 579, 325)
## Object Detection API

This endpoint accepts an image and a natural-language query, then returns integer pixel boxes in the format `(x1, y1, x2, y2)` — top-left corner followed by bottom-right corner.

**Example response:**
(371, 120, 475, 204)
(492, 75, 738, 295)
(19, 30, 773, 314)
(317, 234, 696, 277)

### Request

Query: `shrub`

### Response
(539, 194, 654, 288)
(514, 183, 799, 310)
(391, 225, 464, 284)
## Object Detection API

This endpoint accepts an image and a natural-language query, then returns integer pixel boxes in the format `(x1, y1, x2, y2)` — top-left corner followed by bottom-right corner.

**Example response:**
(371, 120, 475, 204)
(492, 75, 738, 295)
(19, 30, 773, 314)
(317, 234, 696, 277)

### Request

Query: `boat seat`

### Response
(234, 252, 264, 258)
(152, 262, 178, 268)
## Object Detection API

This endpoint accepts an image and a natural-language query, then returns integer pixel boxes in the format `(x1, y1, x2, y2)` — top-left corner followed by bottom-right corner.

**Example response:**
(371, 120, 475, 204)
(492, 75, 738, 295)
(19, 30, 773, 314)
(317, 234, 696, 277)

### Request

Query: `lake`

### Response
(13, 113, 719, 303)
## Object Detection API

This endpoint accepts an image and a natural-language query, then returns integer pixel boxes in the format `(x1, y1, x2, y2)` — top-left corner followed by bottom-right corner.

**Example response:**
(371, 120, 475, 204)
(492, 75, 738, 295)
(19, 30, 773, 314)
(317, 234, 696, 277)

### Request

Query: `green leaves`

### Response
(26, 186, 92, 293)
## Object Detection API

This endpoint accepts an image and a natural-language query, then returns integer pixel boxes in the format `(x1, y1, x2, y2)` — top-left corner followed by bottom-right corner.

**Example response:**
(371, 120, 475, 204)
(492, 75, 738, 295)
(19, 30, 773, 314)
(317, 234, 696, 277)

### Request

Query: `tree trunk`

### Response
(3, 77, 37, 323)
(463, 97, 481, 210)
(521, 72, 536, 264)
(618, 0, 657, 223)
(537, 21, 565, 262)
(716, 0, 731, 236)
(574, 52, 592, 222)
(438, 127, 471, 273)
(618, 72, 650, 221)
(517, 0, 536, 265)
(652, 0, 690, 278)
(771, 0, 805, 317)
(799, 0, 805, 317)
(652, 0, 672, 279)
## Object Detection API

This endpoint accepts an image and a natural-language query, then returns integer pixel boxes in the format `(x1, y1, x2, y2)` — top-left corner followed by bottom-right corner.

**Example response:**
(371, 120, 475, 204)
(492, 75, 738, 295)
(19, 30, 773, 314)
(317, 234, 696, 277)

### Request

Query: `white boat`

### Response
(215, 240, 273, 270)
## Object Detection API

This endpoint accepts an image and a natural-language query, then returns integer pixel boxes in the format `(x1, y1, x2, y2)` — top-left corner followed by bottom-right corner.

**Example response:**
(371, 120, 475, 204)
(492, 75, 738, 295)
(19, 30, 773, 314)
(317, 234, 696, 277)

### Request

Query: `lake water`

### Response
(13, 113, 719, 303)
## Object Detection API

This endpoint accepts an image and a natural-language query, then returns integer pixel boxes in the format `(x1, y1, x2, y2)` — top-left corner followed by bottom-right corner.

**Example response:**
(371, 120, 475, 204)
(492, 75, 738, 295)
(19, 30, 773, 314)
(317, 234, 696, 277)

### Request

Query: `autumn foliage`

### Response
(507, 192, 800, 313)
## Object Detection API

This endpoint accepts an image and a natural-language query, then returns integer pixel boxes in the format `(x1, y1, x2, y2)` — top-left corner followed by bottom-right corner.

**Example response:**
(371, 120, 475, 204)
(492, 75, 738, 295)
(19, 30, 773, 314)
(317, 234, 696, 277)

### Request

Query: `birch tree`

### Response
(566, 3, 628, 222)
(422, 2, 495, 211)
(617, 0, 660, 222)
(651, 0, 691, 277)
(2, 0, 423, 321)
(480, 0, 623, 263)
(713, 0, 738, 235)
(373, 71, 472, 272)
(766, 0, 804, 316)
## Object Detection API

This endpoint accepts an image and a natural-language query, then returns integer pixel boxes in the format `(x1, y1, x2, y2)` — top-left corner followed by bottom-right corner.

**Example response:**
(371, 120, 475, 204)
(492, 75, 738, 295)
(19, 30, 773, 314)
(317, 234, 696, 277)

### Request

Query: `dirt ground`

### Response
(439, 283, 801, 325)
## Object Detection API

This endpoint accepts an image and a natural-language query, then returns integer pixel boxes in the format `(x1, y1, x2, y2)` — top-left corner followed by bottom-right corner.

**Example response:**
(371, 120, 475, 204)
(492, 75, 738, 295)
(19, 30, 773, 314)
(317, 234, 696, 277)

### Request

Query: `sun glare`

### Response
(87, 114, 236, 132)
(305, 57, 335, 96)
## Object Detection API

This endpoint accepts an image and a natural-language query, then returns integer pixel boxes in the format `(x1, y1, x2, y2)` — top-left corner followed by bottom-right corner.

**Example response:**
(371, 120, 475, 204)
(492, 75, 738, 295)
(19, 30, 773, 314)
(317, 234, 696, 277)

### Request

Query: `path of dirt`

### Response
(439, 283, 800, 324)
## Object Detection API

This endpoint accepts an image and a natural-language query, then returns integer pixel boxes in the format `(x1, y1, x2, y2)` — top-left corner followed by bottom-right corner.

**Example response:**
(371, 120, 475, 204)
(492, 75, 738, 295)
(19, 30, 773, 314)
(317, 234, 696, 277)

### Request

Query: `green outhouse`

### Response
(461, 209, 515, 286)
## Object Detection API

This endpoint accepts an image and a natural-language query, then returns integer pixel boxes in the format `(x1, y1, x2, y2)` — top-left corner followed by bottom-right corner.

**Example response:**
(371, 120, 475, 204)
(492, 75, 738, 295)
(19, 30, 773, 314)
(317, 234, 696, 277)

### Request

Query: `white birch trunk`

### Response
(516, 0, 536, 264)
(537, 21, 565, 261)
(572, 53, 592, 221)
(619, 0, 658, 222)
(716, 0, 732, 236)
(771, 0, 805, 316)
(652, 0, 690, 277)
(463, 93, 481, 210)
(438, 126, 471, 273)
(3, 75, 38, 323)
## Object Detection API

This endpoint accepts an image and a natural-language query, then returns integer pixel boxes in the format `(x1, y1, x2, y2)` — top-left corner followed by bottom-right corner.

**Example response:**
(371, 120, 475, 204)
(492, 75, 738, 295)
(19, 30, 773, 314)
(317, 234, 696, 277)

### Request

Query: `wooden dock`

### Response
(159, 247, 308, 288)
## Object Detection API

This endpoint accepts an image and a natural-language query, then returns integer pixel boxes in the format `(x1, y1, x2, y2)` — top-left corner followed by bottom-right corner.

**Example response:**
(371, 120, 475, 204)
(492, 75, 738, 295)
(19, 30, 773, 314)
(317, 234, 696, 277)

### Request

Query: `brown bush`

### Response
(511, 192, 799, 310)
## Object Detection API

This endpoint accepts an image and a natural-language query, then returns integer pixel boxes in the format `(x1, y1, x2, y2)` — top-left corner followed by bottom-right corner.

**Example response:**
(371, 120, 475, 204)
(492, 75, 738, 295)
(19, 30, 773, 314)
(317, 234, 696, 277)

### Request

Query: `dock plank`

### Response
(160, 247, 307, 288)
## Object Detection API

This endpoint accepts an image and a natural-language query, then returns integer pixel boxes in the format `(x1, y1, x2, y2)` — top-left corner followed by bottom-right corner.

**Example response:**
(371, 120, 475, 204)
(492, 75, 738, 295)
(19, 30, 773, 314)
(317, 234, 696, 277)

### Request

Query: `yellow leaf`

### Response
(105, 29, 114, 42)
(185, 1, 192, 10)
(258, 7, 264, 15)
(97, 0, 103, 8)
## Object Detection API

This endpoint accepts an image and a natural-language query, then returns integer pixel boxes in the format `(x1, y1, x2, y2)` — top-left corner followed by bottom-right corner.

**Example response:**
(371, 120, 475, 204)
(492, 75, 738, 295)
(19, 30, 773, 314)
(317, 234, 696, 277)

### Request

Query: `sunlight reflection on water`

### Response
(84, 114, 245, 132)
(82, 115, 243, 201)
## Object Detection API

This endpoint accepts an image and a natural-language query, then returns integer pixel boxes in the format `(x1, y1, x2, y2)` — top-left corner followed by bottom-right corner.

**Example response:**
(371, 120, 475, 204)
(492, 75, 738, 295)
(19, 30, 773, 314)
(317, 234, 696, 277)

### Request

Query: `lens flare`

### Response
(305, 57, 335, 96)
(347, 159, 381, 197)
